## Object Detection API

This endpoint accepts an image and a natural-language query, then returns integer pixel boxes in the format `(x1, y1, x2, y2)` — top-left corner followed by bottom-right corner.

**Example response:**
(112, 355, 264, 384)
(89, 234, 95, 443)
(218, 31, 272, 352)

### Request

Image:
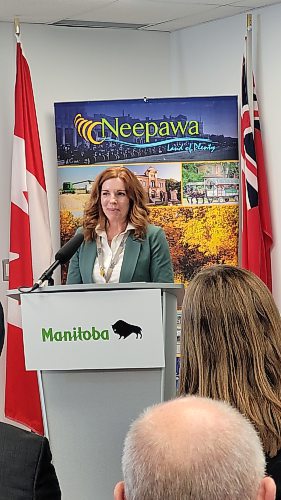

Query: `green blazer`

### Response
(66, 224, 174, 284)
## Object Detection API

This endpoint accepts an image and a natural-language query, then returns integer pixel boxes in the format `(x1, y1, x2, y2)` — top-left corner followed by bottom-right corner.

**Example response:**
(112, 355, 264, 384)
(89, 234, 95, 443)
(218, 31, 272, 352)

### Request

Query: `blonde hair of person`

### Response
(179, 264, 281, 457)
(83, 167, 150, 241)
(120, 396, 269, 500)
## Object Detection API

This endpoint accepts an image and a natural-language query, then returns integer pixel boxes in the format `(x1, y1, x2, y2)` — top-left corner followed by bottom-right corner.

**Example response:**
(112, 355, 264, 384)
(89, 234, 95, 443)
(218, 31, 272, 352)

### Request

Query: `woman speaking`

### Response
(66, 167, 173, 284)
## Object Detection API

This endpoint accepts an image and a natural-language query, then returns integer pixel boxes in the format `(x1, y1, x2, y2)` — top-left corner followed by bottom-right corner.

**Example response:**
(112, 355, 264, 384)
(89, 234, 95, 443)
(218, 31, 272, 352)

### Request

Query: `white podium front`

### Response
(10, 283, 183, 500)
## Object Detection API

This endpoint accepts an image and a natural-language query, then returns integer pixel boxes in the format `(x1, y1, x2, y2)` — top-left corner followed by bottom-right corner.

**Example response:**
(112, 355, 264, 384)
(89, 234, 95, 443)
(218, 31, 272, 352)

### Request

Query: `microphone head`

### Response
(55, 232, 84, 264)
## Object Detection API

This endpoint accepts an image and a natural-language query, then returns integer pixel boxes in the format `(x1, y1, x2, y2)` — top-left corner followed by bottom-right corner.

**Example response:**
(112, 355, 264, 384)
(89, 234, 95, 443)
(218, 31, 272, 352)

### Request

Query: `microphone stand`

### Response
(47, 276, 54, 286)
(30, 260, 60, 292)
(18, 268, 55, 293)
(27, 232, 84, 293)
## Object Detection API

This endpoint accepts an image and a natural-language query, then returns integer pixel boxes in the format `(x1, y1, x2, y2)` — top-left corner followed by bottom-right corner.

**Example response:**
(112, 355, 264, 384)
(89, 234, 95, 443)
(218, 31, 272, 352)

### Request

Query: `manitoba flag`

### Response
(240, 50, 273, 290)
(5, 42, 52, 434)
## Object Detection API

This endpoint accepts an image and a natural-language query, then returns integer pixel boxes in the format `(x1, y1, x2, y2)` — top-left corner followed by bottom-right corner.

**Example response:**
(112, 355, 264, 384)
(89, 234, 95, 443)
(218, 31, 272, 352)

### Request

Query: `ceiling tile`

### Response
(0, 0, 115, 23)
(227, 0, 281, 6)
(0, 0, 280, 30)
(142, 4, 252, 30)
(147, 0, 231, 4)
(71, 0, 215, 24)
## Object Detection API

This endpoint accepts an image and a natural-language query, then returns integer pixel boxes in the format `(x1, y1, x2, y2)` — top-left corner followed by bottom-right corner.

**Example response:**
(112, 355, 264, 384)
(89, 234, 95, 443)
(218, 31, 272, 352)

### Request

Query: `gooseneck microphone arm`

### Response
(31, 260, 61, 291)
(30, 232, 84, 292)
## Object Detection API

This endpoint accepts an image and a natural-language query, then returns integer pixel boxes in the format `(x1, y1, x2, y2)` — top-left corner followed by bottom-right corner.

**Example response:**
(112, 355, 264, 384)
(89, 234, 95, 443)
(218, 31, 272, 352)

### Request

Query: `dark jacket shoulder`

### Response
(0, 422, 61, 500)
(266, 449, 281, 500)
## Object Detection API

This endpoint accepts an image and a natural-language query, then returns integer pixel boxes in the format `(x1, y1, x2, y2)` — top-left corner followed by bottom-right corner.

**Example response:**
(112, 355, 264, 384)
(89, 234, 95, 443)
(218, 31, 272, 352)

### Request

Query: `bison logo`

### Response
(112, 320, 142, 340)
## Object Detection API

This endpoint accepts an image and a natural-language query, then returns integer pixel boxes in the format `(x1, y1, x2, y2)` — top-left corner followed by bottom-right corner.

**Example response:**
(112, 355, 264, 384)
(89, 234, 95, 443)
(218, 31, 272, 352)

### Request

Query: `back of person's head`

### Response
(114, 396, 275, 500)
(179, 264, 281, 457)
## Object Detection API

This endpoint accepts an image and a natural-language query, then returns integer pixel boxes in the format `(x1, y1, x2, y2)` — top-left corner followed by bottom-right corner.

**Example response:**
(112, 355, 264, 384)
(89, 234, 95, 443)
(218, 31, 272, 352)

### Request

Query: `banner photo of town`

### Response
(54, 96, 239, 288)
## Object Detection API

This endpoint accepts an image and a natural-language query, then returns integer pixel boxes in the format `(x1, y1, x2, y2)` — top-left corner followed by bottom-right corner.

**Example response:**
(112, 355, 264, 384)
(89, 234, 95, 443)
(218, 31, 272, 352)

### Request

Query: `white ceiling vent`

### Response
(51, 19, 146, 29)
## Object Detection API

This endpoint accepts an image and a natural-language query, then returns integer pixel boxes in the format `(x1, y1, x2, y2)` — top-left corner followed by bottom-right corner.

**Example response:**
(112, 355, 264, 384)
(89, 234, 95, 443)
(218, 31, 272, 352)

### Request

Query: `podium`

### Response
(10, 283, 183, 500)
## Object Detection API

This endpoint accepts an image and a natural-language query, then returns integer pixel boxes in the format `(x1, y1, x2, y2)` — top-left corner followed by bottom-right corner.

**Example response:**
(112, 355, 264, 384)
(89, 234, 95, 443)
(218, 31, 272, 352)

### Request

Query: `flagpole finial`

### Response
(247, 13, 252, 31)
(14, 17, 20, 38)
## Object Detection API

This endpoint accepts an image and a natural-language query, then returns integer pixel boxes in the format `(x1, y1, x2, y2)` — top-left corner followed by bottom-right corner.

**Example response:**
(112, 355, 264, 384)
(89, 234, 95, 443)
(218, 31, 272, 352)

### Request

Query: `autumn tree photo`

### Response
(150, 205, 238, 284)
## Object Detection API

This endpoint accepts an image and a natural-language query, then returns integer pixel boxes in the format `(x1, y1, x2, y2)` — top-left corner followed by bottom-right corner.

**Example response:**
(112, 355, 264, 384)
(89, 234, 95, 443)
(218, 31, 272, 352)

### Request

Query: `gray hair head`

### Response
(122, 396, 265, 500)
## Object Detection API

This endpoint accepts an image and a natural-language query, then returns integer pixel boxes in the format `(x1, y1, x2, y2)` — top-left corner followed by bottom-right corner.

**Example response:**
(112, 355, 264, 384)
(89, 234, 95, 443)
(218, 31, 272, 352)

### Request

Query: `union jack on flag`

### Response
(240, 52, 273, 290)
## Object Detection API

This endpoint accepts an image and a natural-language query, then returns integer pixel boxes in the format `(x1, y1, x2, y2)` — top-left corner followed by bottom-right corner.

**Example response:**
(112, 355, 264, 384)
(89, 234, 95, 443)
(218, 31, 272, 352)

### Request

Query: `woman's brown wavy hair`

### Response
(179, 264, 281, 457)
(83, 167, 150, 241)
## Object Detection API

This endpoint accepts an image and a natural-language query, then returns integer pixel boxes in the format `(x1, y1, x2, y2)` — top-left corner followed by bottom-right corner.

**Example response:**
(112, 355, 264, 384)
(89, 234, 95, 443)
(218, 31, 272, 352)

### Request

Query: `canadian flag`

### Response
(5, 42, 52, 434)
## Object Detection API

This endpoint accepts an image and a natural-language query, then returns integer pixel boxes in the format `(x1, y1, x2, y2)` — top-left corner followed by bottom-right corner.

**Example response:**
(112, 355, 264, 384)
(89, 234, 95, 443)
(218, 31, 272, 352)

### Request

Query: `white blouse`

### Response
(93, 223, 135, 283)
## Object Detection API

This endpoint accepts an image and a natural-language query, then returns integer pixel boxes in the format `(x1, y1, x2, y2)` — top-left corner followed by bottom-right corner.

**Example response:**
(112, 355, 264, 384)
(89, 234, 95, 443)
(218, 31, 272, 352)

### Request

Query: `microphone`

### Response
(55, 232, 84, 264)
(31, 232, 84, 291)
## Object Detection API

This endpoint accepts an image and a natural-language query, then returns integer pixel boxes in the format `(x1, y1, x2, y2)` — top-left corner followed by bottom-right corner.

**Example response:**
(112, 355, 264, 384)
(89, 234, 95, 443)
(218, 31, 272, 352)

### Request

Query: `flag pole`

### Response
(14, 17, 20, 37)
(246, 14, 254, 130)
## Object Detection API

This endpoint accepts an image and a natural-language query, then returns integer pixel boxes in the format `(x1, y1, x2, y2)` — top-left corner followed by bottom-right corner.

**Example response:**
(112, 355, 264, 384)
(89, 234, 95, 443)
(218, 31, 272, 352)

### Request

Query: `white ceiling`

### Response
(1, 0, 281, 32)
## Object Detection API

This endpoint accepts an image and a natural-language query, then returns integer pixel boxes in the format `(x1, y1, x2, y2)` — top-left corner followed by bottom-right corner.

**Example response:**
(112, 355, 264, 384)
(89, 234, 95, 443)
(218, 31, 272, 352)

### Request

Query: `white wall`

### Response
(0, 22, 171, 420)
(170, 4, 281, 308)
